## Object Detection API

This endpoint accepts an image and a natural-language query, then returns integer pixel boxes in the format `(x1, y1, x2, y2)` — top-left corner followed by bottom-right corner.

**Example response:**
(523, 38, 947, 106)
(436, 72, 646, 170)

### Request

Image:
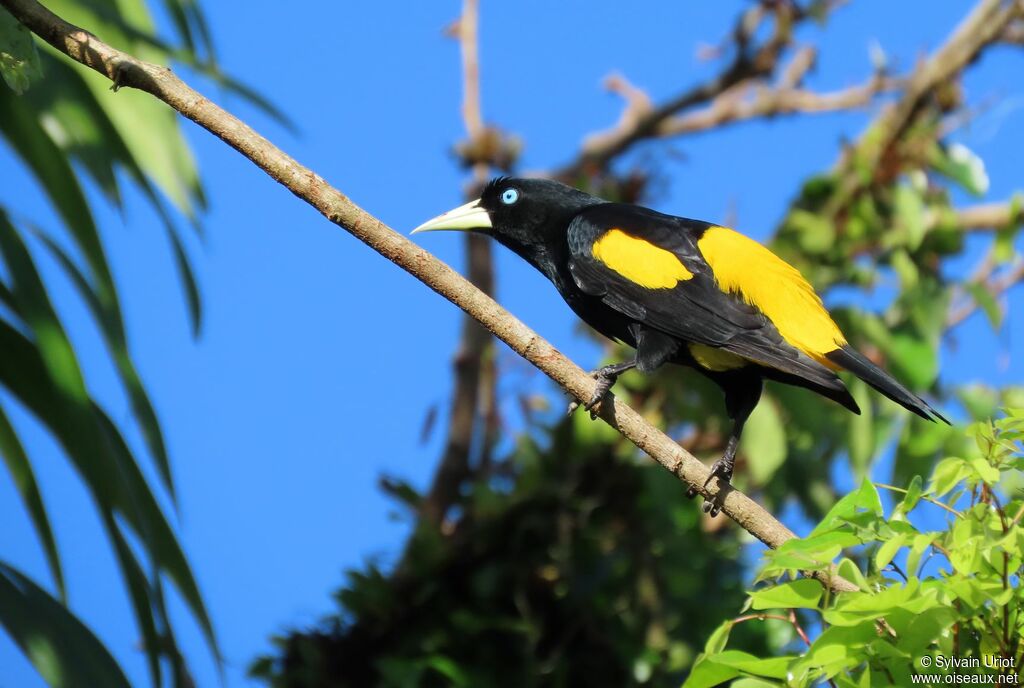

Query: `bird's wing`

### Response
(566, 203, 845, 389)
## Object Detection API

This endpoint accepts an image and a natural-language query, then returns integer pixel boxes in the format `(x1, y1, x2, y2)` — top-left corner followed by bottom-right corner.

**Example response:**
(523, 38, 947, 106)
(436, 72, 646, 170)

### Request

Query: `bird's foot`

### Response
(567, 364, 625, 419)
(685, 455, 734, 517)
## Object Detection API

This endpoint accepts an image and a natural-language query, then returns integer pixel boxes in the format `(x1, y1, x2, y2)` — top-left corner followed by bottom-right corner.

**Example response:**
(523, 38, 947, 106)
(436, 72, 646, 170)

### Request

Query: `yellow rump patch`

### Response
(592, 229, 694, 289)
(688, 343, 747, 372)
(697, 226, 846, 367)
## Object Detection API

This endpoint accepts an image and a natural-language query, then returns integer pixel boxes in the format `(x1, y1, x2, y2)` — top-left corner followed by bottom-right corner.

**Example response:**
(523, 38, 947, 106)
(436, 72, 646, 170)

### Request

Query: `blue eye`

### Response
(501, 188, 519, 205)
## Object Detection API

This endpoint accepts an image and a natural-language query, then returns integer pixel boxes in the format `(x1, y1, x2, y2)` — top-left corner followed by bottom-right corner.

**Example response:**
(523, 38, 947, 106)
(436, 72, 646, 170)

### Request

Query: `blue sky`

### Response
(2, 2, 1023, 686)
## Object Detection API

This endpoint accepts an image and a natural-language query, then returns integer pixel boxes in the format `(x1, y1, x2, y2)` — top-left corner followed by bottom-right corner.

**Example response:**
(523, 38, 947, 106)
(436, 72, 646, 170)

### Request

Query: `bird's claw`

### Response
(686, 457, 734, 517)
(567, 367, 618, 419)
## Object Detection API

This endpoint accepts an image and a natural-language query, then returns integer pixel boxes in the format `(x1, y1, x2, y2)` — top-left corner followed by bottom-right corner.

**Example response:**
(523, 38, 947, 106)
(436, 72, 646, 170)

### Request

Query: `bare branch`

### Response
(420, 0, 498, 529)
(656, 72, 896, 138)
(825, 0, 1022, 216)
(0, 0, 863, 594)
(551, 2, 872, 182)
(943, 201, 1023, 232)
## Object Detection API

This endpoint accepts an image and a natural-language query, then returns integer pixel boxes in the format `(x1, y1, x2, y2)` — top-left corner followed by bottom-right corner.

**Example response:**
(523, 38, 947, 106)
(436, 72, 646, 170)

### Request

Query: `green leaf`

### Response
(889, 248, 918, 290)
(0, 85, 116, 309)
(741, 398, 787, 485)
(105, 513, 164, 688)
(0, 318, 220, 670)
(886, 333, 937, 390)
(957, 384, 1000, 421)
(928, 457, 971, 497)
(0, 8, 42, 94)
(874, 533, 906, 571)
(894, 185, 926, 250)
(930, 142, 989, 196)
(684, 656, 742, 688)
(42, 0, 203, 214)
(792, 622, 875, 680)
(0, 403, 64, 599)
(731, 679, 781, 688)
(34, 230, 176, 497)
(812, 478, 882, 536)
(166, 223, 202, 336)
(711, 651, 792, 679)
(964, 283, 1002, 330)
(0, 561, 131, 688)
(749, 579, 822, 610)
(788, 209, 835, 254)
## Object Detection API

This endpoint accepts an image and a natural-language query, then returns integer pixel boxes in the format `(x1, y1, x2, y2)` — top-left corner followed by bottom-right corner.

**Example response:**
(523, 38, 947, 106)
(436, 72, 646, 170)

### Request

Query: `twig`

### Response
(553, 0, 809, 181)
(874, 483, 963, 517)
(655, 72, 896, 137)
(824, 0, 1021, 217)
(0, 0, 861, 596)
(946, 259, 1024, 328)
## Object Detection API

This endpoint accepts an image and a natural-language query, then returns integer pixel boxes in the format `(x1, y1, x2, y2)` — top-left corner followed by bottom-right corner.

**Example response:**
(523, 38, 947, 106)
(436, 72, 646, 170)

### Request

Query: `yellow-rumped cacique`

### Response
(413, 177, 948, 515)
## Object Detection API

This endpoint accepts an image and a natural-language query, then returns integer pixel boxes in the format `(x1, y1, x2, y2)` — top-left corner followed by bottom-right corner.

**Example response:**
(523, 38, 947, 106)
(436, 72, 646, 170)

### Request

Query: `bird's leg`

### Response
(687, 375, 762, 517)
(567, 359, 637, 419)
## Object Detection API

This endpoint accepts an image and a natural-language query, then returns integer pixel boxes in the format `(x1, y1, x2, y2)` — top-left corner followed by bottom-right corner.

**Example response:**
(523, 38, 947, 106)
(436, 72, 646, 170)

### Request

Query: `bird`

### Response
(413, 177, 948, 515)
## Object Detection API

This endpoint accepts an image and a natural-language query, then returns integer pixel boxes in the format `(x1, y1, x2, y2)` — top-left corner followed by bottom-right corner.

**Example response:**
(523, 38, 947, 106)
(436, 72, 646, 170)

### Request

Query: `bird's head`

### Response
(412, 177, 601, 263)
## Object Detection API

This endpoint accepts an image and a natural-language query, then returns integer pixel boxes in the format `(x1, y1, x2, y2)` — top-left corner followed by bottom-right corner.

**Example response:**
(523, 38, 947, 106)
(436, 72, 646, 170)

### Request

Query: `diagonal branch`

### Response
(0, 0, 858, 594)
(823, 0, 1022, 217)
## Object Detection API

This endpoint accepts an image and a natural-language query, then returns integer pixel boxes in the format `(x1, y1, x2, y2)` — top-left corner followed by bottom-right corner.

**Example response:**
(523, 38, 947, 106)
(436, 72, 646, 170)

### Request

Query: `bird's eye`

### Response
(501, 188, 519, 205)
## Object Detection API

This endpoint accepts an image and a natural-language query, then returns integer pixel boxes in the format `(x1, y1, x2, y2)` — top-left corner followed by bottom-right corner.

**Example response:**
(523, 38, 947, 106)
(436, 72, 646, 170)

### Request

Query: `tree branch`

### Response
(0, 0, 858, 594)
(943, 200, 1023, 232)
(551, 1, 856, 182)
(420, 0, 497, 530)
(824, 0, 1022, 217)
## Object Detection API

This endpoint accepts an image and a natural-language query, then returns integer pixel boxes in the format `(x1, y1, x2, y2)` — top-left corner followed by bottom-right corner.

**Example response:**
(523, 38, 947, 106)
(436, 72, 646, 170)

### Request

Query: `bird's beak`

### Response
(411, 199, 492, 235)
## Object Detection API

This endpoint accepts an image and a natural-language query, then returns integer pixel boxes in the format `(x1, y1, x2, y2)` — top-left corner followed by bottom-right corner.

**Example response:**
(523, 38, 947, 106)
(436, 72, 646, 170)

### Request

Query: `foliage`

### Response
(251, 412, 775, 687)
(688, 411, 1024, 687)
(0, 0, 279, 684)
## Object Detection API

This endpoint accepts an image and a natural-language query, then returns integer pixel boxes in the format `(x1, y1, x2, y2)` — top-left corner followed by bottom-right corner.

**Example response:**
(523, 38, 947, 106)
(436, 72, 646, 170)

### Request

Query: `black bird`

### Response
(413, 178, 948, 514)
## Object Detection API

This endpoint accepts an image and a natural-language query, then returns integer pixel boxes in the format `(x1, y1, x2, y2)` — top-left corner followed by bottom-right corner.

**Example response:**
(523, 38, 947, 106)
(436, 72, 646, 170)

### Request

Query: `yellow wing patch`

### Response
(592, 229, 694, 289)
(688, 344, 748, 372)
(697, 226, 845, 367)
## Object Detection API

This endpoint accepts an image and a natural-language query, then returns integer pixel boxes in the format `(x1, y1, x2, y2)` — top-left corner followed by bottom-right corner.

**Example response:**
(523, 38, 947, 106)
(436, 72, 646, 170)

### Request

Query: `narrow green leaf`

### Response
(165, 224, 202, 336)
(105, 513, 164, 688)
(0, 561, 131, 688)
(0, 8, 43, 94)
(0, 403, 64, 599)
(0, 85, 117, 307)
(0, 320, 220, 670)
(94, 410, 221, 667)
(34, 230, 176, 498)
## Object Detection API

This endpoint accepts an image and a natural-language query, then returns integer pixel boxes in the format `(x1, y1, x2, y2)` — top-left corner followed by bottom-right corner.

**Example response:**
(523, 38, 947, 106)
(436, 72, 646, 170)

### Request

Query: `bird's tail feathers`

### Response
(826, 345, 949, 424)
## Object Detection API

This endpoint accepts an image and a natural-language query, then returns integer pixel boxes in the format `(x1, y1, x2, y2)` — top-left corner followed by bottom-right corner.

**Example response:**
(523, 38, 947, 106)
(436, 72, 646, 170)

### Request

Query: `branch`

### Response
(420, 0, 497, 530)
(551, 1, 859, 182)
(943, 200, 1023, 232)
(825, 0, 1022, 216)
(0, 0, 858, 595)
(655, 70, 896, 138)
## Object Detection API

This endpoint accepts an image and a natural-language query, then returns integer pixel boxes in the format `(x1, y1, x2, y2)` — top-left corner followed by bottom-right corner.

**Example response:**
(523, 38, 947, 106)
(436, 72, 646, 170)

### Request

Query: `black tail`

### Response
(826, 346, 950, 424)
